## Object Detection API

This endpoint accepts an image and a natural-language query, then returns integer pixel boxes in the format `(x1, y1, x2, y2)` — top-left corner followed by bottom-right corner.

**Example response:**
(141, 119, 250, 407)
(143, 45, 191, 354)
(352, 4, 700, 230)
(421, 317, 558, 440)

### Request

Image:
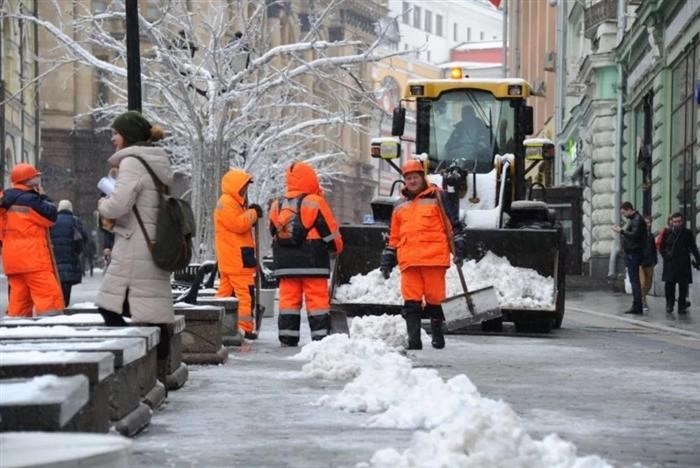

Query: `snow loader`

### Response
(331, 74, 566, 334)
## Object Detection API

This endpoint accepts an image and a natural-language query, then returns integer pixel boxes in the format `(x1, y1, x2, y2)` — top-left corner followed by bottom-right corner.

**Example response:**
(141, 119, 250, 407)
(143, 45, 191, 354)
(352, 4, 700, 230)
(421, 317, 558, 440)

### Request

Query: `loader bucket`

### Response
(331, 224, 402, 318)
(463, 227, 566, 332)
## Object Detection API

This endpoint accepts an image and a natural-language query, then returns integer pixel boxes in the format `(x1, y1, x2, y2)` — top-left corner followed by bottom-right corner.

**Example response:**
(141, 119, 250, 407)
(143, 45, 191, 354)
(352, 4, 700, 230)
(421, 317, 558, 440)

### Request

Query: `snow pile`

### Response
(334, 251, 555, 310)
(294, 315, 612, 468)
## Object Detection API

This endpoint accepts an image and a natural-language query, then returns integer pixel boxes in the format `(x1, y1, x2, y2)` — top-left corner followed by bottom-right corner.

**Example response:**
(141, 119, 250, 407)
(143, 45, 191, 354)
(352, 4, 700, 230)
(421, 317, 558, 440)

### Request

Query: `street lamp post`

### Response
(125, 0, 142, 112)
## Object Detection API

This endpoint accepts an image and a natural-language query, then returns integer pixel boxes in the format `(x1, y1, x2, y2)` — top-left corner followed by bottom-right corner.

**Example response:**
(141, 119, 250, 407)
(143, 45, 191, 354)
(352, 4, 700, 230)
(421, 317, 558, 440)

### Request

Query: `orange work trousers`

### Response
(400, 266, 447, 305)
(278, 277, 330, 343)
(7, 271, 64, 317)
(217, 273, 255, 333)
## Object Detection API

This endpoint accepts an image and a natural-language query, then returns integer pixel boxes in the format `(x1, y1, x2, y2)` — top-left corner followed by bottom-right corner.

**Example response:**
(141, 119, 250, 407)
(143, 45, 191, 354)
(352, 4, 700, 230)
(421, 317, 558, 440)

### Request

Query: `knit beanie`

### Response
(58, 200, 73, 212)
(112, 111, 152, 145)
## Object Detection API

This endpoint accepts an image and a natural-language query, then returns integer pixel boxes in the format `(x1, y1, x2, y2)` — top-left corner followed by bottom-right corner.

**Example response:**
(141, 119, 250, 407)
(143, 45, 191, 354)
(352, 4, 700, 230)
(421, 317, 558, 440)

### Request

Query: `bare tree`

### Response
(6, 0, 400, 259)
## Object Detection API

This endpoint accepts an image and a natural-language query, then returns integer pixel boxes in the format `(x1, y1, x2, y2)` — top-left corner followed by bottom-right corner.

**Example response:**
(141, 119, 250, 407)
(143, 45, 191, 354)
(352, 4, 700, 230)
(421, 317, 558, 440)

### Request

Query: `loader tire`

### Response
(553, 312, 564, 329)
(481, 318, 503, 332)
(514, 316, 553, 334)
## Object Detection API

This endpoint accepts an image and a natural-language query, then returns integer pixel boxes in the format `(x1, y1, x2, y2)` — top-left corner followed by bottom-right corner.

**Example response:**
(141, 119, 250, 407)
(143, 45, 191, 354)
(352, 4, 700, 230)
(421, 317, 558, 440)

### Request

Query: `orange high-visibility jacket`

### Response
(388, 185, 451, 271)
(214, 169, 259, 274)
(269, 162, 343, 278)
(0, 185, 58, 275)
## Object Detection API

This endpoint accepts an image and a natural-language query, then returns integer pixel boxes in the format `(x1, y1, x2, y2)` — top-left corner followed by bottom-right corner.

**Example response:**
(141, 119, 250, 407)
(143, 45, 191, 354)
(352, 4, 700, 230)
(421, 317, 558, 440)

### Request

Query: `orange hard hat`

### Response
(10, 163, 41, 184)
(401, 159, 424, 176)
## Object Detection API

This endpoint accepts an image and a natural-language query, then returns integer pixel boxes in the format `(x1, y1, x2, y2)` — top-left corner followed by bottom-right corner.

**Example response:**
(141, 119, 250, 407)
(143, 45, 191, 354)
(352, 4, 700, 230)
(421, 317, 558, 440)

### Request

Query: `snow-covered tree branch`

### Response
(5, 0, 405, 259)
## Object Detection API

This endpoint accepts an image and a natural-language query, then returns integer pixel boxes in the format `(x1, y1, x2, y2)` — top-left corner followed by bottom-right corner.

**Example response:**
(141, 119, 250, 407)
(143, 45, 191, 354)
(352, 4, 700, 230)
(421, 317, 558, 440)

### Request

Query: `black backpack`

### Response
(274, 194, 308, 246)
(130, 156, 196, 271)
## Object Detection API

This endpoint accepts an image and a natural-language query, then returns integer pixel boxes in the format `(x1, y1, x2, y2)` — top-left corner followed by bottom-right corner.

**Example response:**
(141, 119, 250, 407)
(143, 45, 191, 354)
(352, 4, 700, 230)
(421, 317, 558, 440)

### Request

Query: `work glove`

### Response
(453, 232, 466, 267)
(379, 247, 397, 280)
(249, 203, 264, 219)
(693, 260, 700, 271)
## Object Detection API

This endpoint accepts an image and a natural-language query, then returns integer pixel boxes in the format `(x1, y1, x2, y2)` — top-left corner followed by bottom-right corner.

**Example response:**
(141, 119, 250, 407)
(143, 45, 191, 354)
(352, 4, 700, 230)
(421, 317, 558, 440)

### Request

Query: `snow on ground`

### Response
(334, 251, 555, 310)
(293, 315, 612, 468)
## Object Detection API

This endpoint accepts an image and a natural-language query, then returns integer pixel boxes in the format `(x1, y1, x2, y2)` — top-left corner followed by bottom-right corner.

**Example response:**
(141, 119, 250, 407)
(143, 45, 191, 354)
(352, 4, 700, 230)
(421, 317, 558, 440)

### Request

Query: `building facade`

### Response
(1, 0, 41, 188)
(557, 0, 699, 301)
(388, 0, 502, 65)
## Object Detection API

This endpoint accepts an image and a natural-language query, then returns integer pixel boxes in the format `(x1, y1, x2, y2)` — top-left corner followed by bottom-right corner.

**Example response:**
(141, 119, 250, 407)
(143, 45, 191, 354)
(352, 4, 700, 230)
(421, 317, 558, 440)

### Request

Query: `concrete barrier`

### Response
(0, 375, 89, 432)
(33, 311, 189, 391)
(192, 297, 241, 346)
(0, 337, 151, 437)
(0, 326, 165, 411)
(172, 304, 228, 364)
(0, 351, 114, 432)
(0, 432, 131, 467)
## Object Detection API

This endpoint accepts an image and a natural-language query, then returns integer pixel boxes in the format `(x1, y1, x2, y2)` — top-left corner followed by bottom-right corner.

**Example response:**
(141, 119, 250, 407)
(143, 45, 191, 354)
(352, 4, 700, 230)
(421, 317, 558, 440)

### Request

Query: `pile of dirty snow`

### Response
(334, 251, 555, 310)
(293, 315, 612, 468)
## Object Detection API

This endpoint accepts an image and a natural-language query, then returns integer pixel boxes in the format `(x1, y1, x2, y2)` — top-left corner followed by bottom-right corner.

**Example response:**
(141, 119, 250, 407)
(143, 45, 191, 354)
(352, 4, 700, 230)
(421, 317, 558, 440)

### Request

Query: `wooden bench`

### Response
(0, 351, 114, 432)
(172, 304, 228, 364)
(0, 326, 165, 411)
(0, 337, 151, 437)
(0, 375, 89, 432)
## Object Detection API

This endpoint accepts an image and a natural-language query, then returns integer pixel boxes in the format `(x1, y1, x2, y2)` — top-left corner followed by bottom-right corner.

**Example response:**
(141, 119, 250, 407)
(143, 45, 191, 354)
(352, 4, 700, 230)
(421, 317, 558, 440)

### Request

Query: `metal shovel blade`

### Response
(329, 307, 350, 335)
(442, 285, 502, 331)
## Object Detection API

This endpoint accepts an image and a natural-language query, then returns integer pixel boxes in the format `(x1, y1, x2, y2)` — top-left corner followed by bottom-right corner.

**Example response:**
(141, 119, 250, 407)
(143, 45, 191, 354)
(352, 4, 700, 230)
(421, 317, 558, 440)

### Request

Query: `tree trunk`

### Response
(190, 143, 224, 261)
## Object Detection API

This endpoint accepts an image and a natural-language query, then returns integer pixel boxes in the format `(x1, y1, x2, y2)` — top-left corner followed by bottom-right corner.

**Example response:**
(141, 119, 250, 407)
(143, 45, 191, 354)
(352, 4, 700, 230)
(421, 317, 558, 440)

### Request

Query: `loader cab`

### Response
(389, 78, 534, 201)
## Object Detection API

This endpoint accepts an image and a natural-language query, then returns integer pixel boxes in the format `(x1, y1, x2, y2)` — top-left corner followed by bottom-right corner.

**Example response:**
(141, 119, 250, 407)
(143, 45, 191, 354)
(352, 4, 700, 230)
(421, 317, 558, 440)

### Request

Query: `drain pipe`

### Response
(607, 0, 627, 282)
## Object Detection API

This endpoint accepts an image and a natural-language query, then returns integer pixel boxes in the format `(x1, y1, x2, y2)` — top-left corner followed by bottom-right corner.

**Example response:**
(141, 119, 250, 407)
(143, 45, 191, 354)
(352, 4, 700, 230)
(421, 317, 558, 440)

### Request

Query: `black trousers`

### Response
(98, 290, 170, 360)
(60, 283, 72, 307)
(664, 281, 689, 310)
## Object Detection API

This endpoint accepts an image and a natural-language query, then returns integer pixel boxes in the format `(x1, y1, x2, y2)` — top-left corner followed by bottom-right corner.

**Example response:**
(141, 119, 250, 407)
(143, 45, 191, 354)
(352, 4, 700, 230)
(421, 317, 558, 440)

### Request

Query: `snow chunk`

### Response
(334, 252, 554, 310)
(293, 315, 611, 468)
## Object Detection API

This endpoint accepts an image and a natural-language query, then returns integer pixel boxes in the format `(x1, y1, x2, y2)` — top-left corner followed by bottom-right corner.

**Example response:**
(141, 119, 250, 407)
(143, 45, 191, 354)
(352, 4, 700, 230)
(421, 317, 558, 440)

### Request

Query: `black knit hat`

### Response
(112, 111, 152, 145)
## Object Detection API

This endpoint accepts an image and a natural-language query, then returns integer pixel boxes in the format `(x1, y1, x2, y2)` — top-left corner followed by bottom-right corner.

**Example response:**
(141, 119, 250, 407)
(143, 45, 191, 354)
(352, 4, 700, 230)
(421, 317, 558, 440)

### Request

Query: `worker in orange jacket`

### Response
(379, 159, 466, 350)
(214, 169, 263, 339)
(269, 162, 343, 346)
(0, 163, 64, 317)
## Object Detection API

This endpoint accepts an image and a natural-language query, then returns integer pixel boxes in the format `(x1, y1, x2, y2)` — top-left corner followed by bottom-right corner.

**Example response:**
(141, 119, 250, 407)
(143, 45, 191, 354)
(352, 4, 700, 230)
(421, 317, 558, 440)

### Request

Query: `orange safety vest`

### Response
(388, 185, 451, 271)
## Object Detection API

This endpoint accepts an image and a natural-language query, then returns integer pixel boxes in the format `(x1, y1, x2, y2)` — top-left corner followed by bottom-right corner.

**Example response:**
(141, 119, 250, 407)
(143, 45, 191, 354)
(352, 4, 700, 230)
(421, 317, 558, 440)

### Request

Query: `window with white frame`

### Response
(435, 14, 443, 37)
(413, 6, 421, 29)
(424, 10, 432, 33)
(402, 2, 410, 25)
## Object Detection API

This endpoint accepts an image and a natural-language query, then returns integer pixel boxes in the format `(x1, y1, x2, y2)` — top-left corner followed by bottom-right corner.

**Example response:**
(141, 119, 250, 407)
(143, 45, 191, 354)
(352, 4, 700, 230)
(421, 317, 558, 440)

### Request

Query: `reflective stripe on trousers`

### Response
(278, 277, 330, 343)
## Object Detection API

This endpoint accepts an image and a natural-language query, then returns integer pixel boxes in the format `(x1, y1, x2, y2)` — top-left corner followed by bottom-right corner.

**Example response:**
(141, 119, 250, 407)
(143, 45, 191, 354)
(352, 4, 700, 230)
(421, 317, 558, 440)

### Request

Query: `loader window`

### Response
(422, 90, 516, 173)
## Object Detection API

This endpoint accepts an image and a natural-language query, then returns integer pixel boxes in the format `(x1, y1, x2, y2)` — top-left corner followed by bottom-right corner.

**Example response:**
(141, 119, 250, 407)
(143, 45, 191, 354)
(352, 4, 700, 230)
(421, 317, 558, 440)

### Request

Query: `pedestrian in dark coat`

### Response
(612, 201, 647, 315)
(660, 212, 700, 315)
(50, 200, 88, 306)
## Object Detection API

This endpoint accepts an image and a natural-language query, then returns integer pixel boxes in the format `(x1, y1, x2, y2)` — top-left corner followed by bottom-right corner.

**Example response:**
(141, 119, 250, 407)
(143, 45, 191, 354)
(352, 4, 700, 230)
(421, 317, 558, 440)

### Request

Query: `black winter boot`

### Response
(402, 301, 422, 350)
(426, 304, 445, 349)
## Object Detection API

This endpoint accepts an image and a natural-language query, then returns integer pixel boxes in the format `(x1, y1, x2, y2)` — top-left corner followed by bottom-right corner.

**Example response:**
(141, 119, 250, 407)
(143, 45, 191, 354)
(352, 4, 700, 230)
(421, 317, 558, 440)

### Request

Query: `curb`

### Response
(568, 306, 700, 340)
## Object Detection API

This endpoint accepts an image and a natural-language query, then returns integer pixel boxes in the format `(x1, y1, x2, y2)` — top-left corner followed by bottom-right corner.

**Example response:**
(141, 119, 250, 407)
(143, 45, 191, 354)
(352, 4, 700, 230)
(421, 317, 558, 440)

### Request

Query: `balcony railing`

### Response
(583, 0, 617, 39)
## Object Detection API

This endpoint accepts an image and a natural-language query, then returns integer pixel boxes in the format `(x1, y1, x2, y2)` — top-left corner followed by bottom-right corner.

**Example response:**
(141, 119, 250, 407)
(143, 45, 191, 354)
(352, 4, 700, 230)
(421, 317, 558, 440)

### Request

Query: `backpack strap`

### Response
(129, 156, 169, 195)
(127, 155, 166, 250)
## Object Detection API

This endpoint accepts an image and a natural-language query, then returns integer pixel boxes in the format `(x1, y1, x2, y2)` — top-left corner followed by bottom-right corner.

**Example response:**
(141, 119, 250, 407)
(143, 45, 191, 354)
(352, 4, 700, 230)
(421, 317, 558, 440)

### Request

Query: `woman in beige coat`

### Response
(96, 111, 174, 326)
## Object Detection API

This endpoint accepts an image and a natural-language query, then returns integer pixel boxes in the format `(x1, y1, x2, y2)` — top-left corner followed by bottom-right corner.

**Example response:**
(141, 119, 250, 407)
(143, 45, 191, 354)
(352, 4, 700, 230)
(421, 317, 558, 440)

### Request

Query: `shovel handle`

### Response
(455, 264, 476, 315)
(254, 222, 262, 333)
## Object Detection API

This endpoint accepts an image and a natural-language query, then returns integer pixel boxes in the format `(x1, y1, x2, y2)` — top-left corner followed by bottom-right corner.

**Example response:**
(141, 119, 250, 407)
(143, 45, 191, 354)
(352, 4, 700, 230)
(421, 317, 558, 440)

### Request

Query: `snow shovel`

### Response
(442, 265, 501, 331)
(253, 222, 265, 333)
(328, 258, 350, 335)
(435, 193, 501, 331)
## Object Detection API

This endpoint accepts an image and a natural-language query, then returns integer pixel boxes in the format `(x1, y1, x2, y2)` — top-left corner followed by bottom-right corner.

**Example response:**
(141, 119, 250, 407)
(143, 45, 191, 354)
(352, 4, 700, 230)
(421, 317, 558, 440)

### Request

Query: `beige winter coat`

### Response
(96, 145, 175, 324)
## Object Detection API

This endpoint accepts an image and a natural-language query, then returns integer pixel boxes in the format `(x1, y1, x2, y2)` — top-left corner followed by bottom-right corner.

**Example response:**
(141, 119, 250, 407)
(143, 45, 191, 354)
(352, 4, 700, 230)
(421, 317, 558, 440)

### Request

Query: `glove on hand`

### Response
(249, 203, 264, 219)
(379, 247, 397, 279)
(693, 260, 700, 271)
(453, 232, 466, 265)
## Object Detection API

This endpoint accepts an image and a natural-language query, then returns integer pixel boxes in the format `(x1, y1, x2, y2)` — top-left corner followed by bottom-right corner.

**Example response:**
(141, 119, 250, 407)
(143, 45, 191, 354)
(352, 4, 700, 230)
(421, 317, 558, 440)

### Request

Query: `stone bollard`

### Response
(193, 297, 242, 346)
(173, 304, 228, 364)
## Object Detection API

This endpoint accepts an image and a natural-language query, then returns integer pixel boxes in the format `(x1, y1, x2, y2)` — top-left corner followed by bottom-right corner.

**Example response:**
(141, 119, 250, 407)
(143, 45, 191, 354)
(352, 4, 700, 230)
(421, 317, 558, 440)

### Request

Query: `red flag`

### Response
(489, 0, 502, 8)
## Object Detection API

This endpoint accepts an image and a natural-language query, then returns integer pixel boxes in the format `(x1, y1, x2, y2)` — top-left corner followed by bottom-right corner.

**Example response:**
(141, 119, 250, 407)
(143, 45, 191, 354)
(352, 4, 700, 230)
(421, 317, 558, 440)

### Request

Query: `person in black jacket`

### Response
(612, 201, 647, 315)
(49, 200, 88, 305)
(660, 212, 700, 315)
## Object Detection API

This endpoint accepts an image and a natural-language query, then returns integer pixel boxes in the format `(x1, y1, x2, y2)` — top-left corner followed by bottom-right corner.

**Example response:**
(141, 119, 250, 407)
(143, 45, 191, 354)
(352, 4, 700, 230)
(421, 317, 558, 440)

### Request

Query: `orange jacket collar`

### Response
(285, 162, 321, 196)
